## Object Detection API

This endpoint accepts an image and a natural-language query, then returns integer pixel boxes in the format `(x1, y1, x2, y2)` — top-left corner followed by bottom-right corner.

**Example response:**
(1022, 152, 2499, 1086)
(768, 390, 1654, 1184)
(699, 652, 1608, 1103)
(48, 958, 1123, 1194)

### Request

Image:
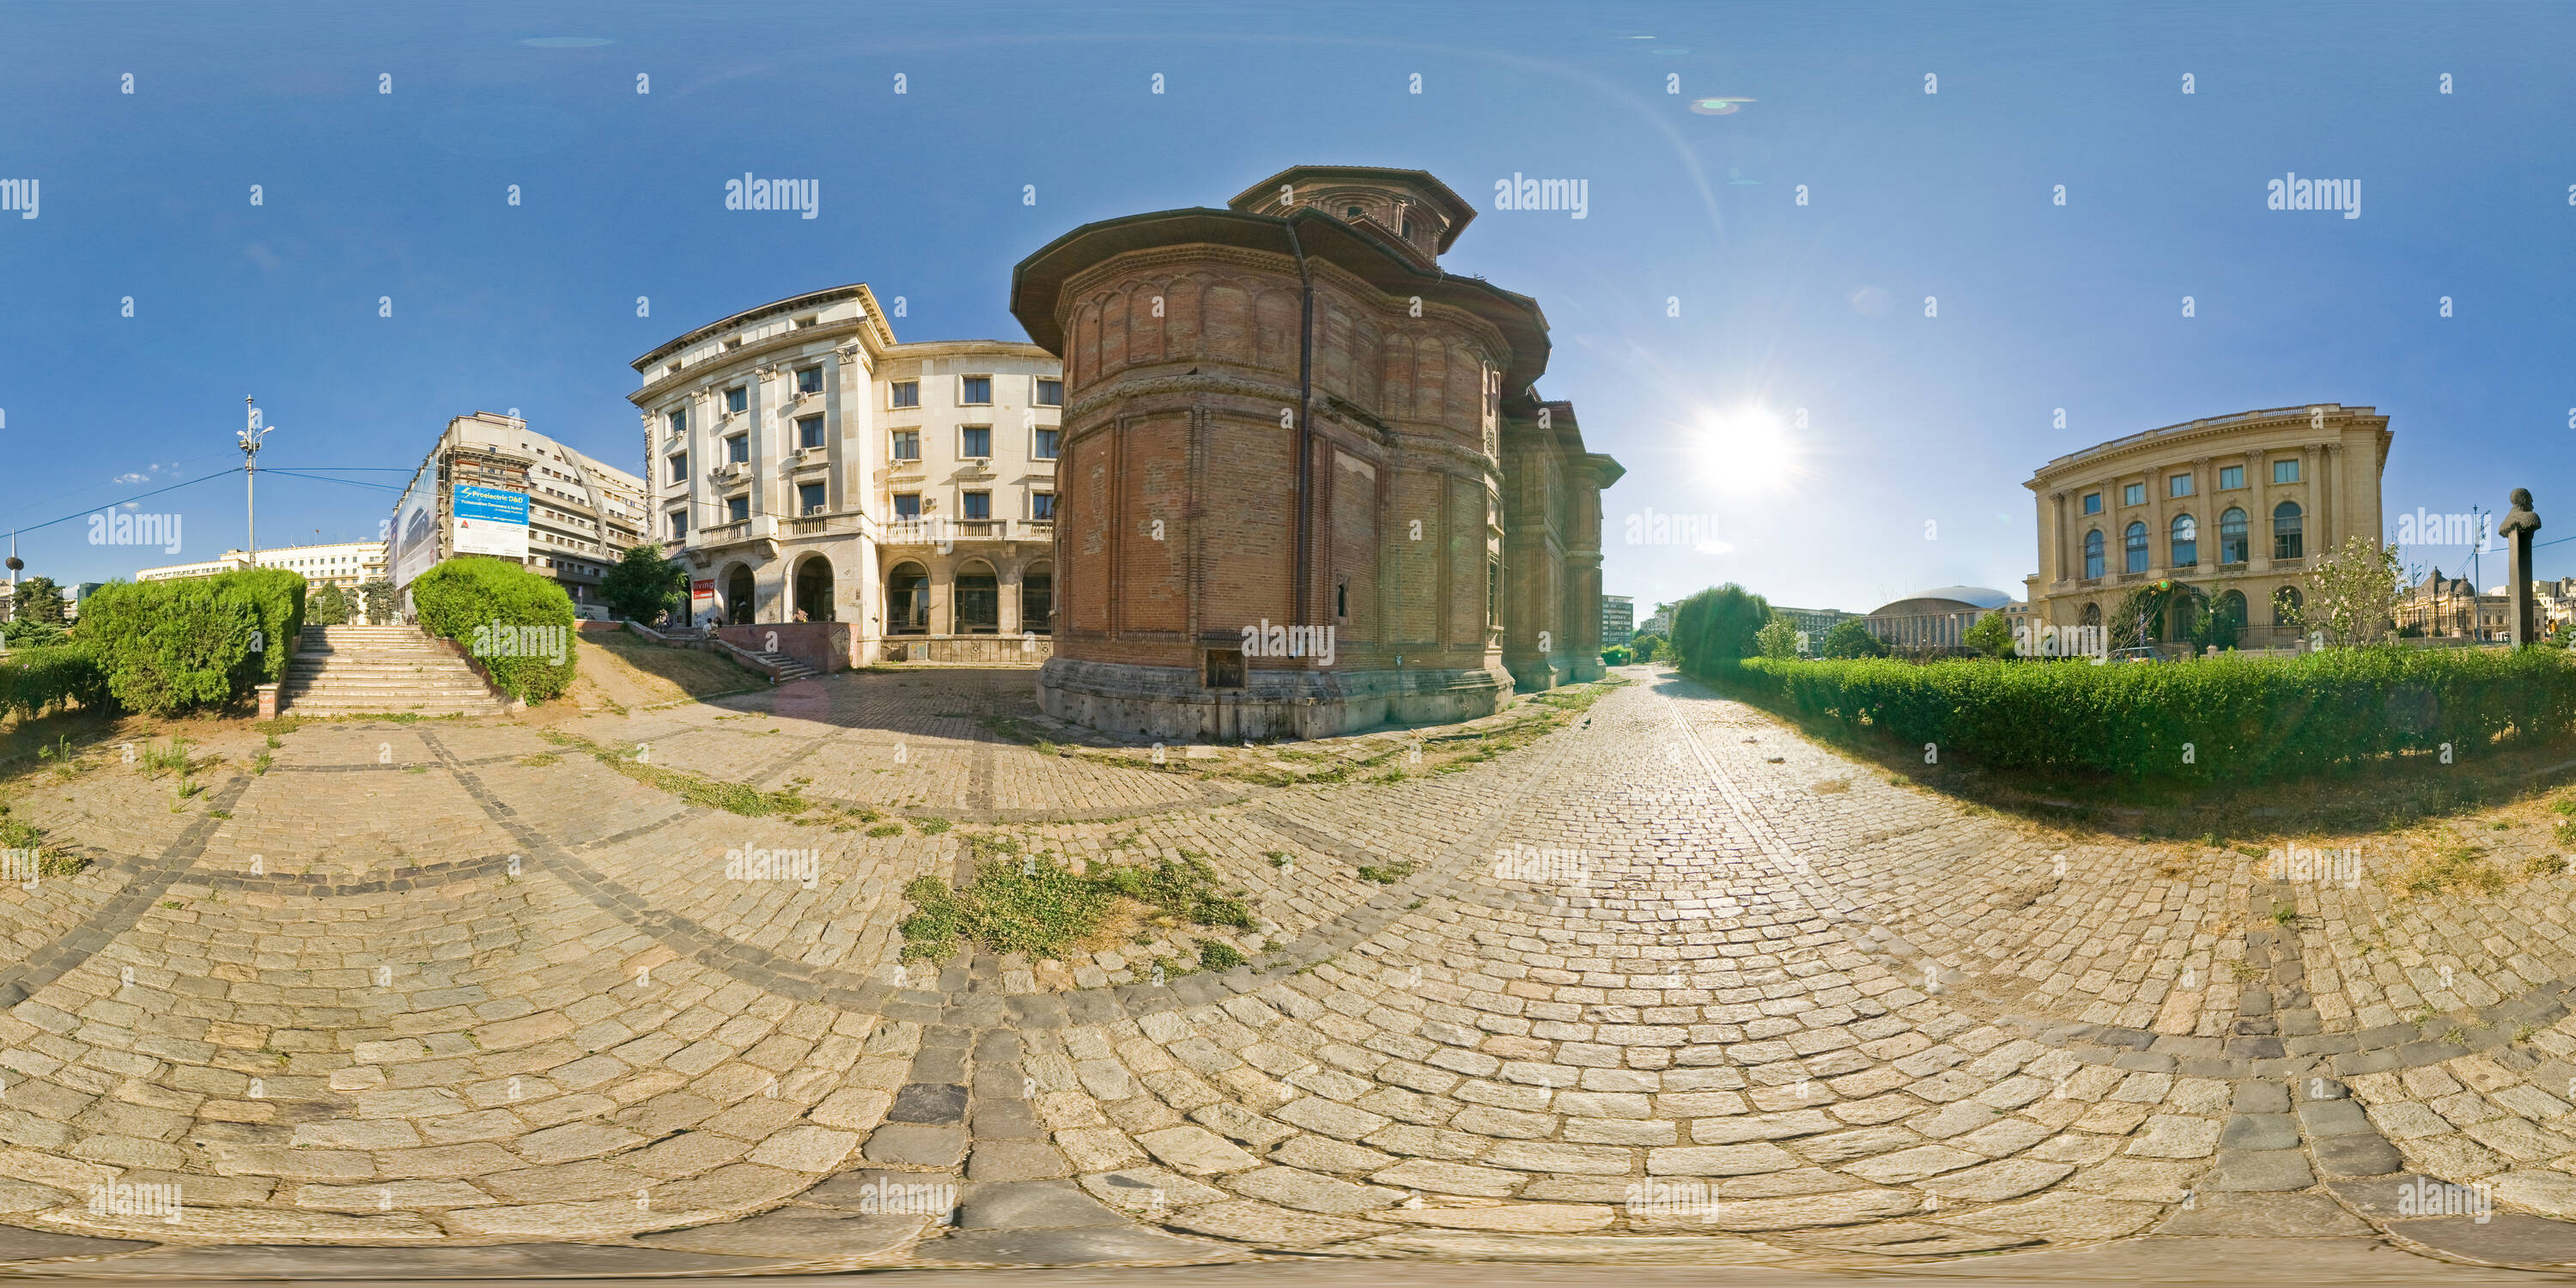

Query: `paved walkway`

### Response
(7, 665, 2576, 1276)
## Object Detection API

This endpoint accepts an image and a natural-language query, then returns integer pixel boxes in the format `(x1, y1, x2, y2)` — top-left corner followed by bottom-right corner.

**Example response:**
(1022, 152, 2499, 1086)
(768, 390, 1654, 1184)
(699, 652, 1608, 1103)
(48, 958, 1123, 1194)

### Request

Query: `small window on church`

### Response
(1204, 648, 1246, 690)
(1345, 205, 1364, 219)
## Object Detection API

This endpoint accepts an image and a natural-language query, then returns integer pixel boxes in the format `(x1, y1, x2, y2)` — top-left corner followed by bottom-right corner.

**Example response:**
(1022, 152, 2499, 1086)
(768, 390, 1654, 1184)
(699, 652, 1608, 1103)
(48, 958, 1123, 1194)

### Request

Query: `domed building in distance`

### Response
(1010, 165, 1623, 741)
(1863, 586, 2014, 653)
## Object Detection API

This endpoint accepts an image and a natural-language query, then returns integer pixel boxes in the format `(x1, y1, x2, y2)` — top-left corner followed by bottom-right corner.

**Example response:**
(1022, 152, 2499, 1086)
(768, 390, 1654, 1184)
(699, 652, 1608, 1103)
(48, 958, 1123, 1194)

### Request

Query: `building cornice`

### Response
(2024, 405, 2391, 490)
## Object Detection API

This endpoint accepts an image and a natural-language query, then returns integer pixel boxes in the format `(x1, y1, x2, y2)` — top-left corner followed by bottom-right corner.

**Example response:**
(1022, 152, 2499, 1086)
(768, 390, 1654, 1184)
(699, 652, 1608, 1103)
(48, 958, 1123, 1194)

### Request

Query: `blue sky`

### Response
(4, 0, 2573, 614)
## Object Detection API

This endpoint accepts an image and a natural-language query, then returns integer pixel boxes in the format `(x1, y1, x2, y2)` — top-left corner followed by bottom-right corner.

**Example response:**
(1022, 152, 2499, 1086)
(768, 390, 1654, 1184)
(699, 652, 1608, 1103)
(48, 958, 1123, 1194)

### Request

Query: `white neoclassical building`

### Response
(629, 285, 1061, 661)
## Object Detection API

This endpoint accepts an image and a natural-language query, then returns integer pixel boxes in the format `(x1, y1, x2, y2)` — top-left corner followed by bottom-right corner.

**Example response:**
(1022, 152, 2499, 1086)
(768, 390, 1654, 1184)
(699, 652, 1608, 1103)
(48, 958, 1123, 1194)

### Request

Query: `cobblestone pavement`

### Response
(9, 664, 2576, 1277)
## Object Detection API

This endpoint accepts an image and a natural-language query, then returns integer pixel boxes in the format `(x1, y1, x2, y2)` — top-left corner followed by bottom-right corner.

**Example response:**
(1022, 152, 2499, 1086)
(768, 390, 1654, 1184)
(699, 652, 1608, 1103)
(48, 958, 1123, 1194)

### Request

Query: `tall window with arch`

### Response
(2083, 529, 2105, 579)
(2219, 507, 2248, 565)
(2169, 513, 2196, 568)
(2123, 521, 2148, 574)
(2273, 501, 2304, 560)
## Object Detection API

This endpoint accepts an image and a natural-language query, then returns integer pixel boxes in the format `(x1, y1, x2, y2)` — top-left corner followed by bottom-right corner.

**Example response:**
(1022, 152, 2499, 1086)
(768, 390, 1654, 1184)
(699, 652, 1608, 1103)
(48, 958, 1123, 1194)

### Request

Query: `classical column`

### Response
(2190, 456, 2213, 574)
(2301, 444, 2321, 561)
(2146, 465, 2165, 577)
(2049, 490, 2068, 587)
(2319, 442, 2339, 556)
(2248, 449, 2271, 571)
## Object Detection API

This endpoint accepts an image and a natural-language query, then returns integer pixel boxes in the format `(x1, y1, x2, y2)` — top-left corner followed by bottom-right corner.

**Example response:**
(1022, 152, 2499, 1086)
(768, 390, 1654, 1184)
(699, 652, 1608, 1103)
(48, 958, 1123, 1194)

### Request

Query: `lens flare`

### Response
(1692, 97, 1755, 116)
(1698, 407, 1802, 496)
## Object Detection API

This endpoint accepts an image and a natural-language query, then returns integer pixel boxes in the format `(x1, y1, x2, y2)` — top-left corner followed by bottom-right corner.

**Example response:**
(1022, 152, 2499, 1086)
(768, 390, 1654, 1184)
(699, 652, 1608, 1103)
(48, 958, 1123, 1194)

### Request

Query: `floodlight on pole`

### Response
(240, 398, 275, 562)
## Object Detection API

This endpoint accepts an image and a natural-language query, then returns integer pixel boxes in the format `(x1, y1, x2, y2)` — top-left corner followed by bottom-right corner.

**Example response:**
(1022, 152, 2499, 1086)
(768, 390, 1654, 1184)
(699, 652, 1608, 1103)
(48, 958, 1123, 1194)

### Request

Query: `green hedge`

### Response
(410, 556, 577, 702)
(74, 569, 305, 716)
(0, 646, 111, 721)
(1716, 647, 2576, 783)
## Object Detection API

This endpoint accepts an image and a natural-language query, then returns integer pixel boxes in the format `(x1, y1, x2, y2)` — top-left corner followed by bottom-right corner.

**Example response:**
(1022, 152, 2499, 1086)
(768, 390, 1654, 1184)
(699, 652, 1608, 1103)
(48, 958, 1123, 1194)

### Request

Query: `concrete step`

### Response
(287, 685, 497, 696)
(744, 651, 821, 681)
(283, 623, 509, 715)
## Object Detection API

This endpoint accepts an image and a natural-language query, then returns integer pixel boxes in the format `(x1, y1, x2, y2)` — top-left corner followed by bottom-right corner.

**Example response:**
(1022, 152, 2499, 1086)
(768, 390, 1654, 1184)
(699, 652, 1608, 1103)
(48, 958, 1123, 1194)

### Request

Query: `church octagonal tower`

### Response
(1011, 164, 1621, 740)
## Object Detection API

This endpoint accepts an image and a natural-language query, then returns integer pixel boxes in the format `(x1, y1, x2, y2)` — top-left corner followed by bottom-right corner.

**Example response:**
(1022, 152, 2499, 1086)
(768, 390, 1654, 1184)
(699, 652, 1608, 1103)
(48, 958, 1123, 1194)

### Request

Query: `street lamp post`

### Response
(240, 397, 274, 565)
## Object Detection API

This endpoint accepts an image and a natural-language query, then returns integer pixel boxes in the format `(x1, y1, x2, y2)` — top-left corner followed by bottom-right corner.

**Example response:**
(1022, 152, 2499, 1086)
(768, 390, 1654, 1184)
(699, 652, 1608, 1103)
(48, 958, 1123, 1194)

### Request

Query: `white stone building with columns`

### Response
(2024, 404, 2391, 647)
(629, 285, 1061, 660)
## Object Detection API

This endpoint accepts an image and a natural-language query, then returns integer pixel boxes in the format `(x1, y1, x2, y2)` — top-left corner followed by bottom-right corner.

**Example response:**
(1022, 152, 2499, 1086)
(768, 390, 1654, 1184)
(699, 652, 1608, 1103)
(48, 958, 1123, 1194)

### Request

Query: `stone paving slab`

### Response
(15, 665, 2576, 1272)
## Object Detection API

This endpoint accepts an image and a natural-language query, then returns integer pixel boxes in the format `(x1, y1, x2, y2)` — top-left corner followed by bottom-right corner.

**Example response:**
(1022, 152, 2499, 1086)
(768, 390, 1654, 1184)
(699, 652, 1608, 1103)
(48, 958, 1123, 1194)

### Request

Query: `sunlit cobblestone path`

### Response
(8, 665, 2576, 1273)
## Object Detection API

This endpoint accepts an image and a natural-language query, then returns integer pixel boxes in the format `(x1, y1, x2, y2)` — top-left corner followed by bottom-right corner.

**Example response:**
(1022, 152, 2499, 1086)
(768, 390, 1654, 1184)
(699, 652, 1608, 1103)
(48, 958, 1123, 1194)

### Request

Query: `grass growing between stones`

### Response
(0, 802, 88, 878)
(2390, 843, 2508, 898)
(538, 728, 812, 817)
(901, 835, 1257, 963)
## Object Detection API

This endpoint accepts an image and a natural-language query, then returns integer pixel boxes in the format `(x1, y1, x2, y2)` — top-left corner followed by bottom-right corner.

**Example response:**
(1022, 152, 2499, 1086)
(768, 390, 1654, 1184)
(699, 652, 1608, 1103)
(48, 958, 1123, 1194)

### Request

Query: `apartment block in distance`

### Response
(389, 412, 646, 617)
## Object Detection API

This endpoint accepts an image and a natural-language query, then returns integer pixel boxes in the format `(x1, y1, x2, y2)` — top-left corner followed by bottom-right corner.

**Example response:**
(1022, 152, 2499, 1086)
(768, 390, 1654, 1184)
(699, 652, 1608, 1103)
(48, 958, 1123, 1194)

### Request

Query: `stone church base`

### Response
(1039, 657, 1513, 742)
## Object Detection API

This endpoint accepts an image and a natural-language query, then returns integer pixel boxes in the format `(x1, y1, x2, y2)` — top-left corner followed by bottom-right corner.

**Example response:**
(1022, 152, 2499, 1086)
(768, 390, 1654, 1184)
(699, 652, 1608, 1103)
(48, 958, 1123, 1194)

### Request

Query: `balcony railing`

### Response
(789, 511, 858, 537)
(882, 518, 1053, 545)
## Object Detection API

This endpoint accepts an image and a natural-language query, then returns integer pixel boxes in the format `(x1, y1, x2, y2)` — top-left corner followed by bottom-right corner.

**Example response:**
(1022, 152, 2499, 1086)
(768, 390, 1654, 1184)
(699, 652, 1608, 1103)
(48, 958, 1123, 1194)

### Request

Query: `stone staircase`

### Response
(740, 647, 821, 682)
(281, 624, 510, 717)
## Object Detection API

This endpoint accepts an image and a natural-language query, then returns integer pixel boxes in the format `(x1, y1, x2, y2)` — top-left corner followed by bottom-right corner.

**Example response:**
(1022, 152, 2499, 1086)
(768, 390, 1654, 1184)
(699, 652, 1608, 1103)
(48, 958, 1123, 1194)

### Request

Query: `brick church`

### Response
(1011, 165, 1623, 740)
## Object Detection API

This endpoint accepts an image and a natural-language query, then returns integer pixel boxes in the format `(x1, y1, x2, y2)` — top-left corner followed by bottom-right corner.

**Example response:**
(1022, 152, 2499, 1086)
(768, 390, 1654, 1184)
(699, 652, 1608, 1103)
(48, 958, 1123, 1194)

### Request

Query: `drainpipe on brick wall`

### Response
(1286, 219, 1315, 631)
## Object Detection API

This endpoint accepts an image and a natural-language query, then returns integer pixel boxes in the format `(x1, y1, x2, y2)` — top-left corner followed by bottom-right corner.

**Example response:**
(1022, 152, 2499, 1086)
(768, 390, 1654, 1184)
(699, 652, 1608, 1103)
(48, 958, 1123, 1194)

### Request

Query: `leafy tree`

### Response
(2306, 534, 2403, 647)
(1820, 618, 1890, 659)
(12, 577, 66, 625)
(1629, 633, 1662, 663)
(1601, 643, 1631, 666)
(602, 544, 689, 625)
(1755, 615, 1801, 659)
(1668, 584, 1772, 673)
(1965, 610, 2016, 658)
(307, 584, 350, 626)
(359, 578, 397, 623)
(0, 617, 69, 648)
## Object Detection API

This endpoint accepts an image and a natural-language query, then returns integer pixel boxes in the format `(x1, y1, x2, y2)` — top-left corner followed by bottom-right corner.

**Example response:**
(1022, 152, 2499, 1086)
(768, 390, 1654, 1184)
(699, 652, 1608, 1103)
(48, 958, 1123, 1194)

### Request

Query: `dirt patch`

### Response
(567, 635, 764, 712)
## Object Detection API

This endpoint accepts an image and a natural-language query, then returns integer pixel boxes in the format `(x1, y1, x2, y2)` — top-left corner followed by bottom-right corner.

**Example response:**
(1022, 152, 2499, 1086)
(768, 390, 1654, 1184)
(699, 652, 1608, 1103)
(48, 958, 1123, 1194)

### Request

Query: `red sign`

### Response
(691, 580, 715, 605)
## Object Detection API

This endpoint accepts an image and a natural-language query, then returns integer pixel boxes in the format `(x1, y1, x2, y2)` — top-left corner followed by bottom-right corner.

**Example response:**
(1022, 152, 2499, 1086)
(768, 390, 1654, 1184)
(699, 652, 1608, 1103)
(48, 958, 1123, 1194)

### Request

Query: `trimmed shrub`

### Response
(1716, 647, 2576, 784)
(410, 556, 578, 702)
(1668, 585, 1771, 672)
(1601, 644, 1632, 666)
(0, 646, 110, 721)
(226, 567, 308, 687)
(74, 569, 303, 716)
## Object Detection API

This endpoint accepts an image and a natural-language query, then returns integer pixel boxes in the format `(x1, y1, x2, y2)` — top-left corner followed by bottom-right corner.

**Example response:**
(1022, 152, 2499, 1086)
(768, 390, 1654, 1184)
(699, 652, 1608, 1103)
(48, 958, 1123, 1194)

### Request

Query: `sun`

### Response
(1698, 406, 1802, 495)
